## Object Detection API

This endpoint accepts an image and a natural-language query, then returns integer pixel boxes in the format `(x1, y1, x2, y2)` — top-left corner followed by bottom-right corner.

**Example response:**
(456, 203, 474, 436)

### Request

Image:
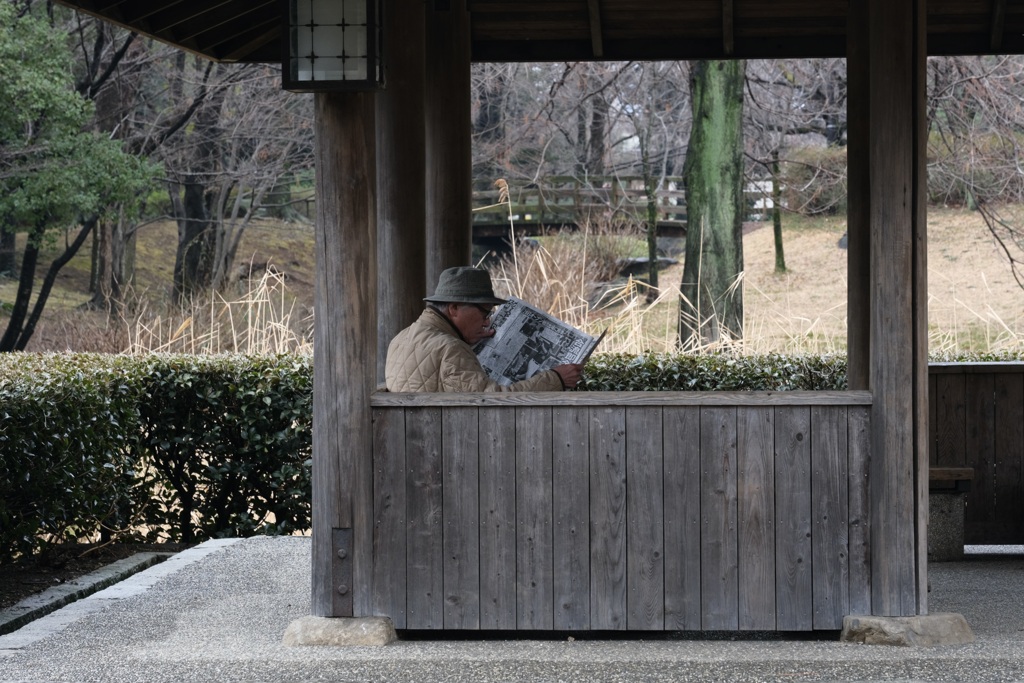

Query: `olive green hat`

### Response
(424, 266, 507, 305)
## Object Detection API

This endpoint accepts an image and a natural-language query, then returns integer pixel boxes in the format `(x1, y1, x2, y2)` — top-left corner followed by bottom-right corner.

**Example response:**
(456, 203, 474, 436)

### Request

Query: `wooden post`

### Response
(846, 2, 870, 391)
(311, 92, 377, 617)
(851, 0, 928, 617)
(425, 0, 472, 287)
(376, 0, 427, 380)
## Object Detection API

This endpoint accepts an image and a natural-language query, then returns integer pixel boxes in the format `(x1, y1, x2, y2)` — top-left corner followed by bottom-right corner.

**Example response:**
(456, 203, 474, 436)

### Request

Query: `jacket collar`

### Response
(422, 306, 468, 344)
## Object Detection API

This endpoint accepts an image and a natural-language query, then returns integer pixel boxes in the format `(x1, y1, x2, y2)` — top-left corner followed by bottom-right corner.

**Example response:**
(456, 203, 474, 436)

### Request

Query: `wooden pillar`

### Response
(846, 2, 870, 391)
(311, 92, 377, 617)
(376, 0, 426, 380)
(424, 0, 473, 288)
(849, 0, 929, 617)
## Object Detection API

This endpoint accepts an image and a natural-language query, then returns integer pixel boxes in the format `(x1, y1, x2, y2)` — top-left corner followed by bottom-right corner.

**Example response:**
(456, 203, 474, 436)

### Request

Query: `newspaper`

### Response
(473, 296, 604, 386)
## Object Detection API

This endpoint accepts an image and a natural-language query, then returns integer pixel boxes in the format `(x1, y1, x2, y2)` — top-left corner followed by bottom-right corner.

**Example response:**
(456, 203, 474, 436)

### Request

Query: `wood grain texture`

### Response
(964, 373, 995, 543)
(991, 373, 1024, 543)
(924, 365, 1024, 545)
(479, 407, 517, 629)
(311, 92, 376, 618)
(700, 407, 739, 630)
(552, 407, 591, 629)
(590, 406, 628, 630)
(371, 408, 407, 627)
(737, 407, 775, 630)
(845, 0, 870, 392)
(443, 408, 480, 628)
(376, 0, 426, 381)
(847, 406, 872, 615)
(775, 406, 813, 630)
(372, 390, 873, 408)
(811, 406, 849, 629)
(865, 0, 924, 616)
(933, 374, 966, 467)
(516, 407, 554, 629)
(626, 407, 665, 630)
(405, 407, 444, 628)
(664, 406, 702, 630)
(425, 0, 472, 281)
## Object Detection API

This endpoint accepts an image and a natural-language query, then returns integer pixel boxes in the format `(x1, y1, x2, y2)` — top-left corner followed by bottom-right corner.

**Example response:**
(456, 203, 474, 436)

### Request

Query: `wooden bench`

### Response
(928, 468, 974, 562)
(929, 467, 974, 493)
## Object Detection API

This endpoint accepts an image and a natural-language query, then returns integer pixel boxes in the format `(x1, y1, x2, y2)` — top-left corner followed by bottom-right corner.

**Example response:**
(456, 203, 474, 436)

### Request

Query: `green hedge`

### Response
(0, 353, 312, 562)
(4, 350, 1020, 561)
(0, 354, 140, 561)
(580, 352, 848, 391)
(135, 355, 312, 543)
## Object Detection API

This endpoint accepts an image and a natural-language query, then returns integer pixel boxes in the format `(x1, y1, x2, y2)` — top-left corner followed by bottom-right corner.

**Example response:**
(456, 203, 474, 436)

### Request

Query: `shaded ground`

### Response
(0, 542, 190, 610)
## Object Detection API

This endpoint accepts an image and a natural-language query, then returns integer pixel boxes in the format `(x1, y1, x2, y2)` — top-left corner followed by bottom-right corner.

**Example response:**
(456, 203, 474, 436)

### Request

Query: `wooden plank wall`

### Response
(929, 363, 1024, 544)
(371, 392, 872, 631)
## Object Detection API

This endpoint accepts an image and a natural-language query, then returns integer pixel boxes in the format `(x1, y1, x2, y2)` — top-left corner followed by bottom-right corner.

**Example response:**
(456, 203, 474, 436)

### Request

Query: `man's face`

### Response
(448, 303, 496, 345)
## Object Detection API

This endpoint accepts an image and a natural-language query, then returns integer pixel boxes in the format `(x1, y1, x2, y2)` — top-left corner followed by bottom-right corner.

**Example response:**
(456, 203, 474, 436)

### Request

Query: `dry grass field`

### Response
(737, 207, 1024, 355)
(569, 207, 1024, 356)
(2, 207, 1022, 355)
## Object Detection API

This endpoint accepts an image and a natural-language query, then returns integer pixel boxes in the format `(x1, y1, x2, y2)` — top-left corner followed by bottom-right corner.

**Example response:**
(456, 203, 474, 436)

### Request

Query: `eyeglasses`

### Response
(470, 304, 494, 318)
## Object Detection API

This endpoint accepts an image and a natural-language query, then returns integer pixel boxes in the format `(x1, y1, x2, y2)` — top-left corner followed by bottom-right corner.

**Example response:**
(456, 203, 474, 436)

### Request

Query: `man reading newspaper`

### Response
(473, 296, 602, 387)
(385, 267, 583, 392)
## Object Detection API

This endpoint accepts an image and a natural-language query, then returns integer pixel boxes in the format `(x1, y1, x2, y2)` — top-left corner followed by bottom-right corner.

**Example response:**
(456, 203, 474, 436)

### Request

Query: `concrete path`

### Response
(2, 536, 1023, 682)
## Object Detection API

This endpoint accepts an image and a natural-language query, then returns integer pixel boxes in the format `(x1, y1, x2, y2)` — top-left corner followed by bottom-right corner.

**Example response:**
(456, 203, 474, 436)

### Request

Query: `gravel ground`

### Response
(1, 536, 1022, 683)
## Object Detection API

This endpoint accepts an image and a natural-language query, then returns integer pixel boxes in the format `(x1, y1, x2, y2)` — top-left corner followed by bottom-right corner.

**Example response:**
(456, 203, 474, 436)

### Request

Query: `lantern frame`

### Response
(282, 0, 383, 92)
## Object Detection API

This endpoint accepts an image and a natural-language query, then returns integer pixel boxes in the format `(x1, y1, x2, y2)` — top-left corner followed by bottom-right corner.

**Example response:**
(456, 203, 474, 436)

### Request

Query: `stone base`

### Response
(929, 492, 966, 562)
(841, 613, 975, 646)
(282, 616, 397, 647)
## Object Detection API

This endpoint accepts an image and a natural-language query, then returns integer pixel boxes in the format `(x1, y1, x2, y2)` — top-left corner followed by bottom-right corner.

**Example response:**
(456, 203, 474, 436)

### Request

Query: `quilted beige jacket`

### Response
(384, 308, 563, 392)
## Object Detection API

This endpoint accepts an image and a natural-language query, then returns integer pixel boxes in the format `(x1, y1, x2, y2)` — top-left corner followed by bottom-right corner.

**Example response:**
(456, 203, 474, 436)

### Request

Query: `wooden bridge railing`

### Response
(472, 176, 772, 239)
(368, 390, 871, 632)
(929, 362, 1024, 544)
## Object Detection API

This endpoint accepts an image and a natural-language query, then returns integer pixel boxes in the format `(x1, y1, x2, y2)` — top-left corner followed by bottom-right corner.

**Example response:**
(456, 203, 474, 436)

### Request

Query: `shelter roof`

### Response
(54, 1, 1024, 64)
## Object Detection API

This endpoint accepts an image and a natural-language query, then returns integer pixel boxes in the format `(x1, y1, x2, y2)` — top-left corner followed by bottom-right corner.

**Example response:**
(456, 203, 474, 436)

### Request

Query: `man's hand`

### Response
(553, 363, 584, 389)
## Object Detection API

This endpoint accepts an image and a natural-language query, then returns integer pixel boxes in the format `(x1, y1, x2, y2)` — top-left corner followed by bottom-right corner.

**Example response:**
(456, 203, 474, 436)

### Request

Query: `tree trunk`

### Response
(0, 227, 15, 279)
(170, 72, 228, 304)
(640, 123, 660, 301)
(587, 90, 608, 175)
(772, 149, 787, 273)
(172, 180, 216, 303)
(15, 219, 97, 350)
(678, 59, 746, 348)
(0, 226, 40, 352)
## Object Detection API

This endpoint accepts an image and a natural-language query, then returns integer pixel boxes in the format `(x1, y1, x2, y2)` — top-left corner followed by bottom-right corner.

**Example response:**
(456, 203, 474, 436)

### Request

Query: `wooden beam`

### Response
(722, 0, 735, 56)
(912, 0, 930, 615)
(311, 92, 377, 617)
(990, 0, 1006, 51)
(376, 0, 427, 380)
(425, 0, 473, 285)
(846, 0, 869, 390)
(587, 0, 604, 58)
(861, 0, 927, 618)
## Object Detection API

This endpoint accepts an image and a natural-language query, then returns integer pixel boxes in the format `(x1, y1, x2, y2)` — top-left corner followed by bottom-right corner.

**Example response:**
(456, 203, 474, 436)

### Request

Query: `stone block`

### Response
(929, 492, 966, 562)
(841, 613, 975, 646)
(282, 616, 396, 647)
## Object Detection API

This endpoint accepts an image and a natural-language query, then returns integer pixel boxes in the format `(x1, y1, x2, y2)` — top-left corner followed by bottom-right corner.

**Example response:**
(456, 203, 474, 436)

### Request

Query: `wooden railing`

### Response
(369, 390, 871, 631)
(472, 176, 772, 239)
(929, 363, 1024, 544)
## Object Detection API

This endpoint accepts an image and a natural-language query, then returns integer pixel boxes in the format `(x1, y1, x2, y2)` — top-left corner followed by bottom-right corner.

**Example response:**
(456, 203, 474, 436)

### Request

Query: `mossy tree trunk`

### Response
(678, 59, 746, 348)
(772, 149, 787, 273)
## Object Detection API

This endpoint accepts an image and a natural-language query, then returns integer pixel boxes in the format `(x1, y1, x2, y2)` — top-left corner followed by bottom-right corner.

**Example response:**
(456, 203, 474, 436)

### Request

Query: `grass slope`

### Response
(2, 207, 1021, 354)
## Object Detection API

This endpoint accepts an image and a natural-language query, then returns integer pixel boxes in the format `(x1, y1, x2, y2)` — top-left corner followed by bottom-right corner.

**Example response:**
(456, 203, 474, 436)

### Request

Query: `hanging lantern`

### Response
(283, 0, 383, 91)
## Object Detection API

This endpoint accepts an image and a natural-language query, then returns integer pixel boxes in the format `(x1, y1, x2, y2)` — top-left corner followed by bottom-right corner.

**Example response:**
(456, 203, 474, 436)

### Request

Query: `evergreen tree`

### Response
(0, 2, 155, 351)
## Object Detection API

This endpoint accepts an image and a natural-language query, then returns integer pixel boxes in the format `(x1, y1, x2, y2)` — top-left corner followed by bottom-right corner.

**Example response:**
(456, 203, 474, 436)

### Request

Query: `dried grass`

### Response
(486, 200, 1023, 356)
(124, 268, 312, 355)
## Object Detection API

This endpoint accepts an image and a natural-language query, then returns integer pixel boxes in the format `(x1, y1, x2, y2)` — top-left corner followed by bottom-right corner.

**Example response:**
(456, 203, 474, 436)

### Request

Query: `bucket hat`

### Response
(424, 266, 508, 305)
